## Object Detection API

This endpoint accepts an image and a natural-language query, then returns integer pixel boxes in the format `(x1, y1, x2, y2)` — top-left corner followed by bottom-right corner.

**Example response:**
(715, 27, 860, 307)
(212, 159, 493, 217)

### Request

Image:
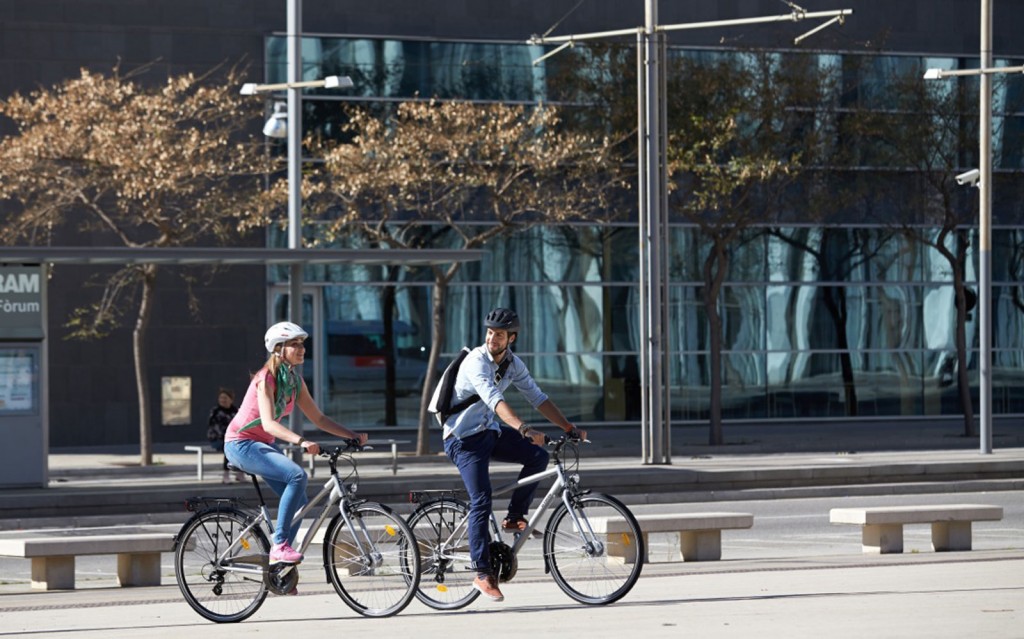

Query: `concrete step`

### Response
(3, 456, 1022, 529)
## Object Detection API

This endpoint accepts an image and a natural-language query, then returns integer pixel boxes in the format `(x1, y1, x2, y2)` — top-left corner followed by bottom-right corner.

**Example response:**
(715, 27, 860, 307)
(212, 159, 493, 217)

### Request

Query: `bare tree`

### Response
(669, 112, 794, 444)
(847, 65, 981, 436)
(283, 100, 624, 454)
(0, 64, 268, 464)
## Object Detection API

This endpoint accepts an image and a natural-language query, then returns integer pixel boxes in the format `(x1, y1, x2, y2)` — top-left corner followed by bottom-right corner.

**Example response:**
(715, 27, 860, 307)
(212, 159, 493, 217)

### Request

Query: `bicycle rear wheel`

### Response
(323, 502, 420, 617)
(406, 498, 480, 610)
(174, 507, 270, 623)
(544, 492, 643, 605)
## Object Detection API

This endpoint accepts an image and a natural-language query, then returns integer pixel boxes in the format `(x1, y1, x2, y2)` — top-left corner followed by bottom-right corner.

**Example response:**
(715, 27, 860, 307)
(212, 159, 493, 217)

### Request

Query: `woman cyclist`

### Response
(224, 321, 368, 567)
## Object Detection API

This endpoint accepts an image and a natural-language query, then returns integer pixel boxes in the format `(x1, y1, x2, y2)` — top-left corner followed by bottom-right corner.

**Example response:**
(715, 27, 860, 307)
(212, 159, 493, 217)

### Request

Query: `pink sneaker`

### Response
(270, 542, 304, 565)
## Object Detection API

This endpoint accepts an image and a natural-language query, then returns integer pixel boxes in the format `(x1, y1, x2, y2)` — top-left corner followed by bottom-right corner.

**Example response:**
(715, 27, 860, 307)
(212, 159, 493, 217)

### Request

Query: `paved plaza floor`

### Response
(0, 551, 1020, 638)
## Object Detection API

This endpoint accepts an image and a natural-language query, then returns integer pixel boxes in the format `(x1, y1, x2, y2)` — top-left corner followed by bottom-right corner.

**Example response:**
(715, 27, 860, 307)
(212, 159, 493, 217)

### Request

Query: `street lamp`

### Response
(241, 71, 354, 329)
(922, 3, 1021, 455)
(262, 102, 288, 138)
(241, 0, 353, 447)
(240, 74, 355, 96)
(529, 2, 852, 465)
(923, 65, 1024, 80)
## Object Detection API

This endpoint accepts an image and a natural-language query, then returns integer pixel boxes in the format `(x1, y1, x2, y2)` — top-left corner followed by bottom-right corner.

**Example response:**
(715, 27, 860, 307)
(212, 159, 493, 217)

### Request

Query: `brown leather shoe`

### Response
(472, 574, 504, 602)
(501, 516, 527, 532)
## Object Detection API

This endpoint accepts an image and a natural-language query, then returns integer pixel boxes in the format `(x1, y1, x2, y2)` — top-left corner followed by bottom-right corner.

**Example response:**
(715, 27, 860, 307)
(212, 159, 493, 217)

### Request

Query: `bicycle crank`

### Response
(489, 541, 518, 583)
(266, 563, 300, 595)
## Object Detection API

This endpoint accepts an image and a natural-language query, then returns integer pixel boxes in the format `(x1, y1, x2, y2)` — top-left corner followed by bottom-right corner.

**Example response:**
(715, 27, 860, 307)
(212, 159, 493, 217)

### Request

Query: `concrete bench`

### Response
(590, 512, 754, 563)
(0, 533, 176, 590)
(829, 504, 1004, 554)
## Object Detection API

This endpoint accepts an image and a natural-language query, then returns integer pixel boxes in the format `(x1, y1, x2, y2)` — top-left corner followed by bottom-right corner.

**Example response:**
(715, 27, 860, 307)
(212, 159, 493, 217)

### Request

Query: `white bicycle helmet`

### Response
(264, 321, 309, 353)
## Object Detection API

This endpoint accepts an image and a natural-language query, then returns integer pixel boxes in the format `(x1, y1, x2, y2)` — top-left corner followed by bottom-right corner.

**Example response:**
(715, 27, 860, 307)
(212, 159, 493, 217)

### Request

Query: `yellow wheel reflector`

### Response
(385, 525, 396, 536)
(621, 533, 631, 546)
(240, 537, 251, 550)
(437, 585, 448, 592)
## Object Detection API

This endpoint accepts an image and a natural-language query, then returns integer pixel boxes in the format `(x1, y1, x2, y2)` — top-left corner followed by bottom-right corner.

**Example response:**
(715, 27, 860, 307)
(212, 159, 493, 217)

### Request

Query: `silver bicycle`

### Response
(173, 440, 420, 622)
(407, 434, 643, 609)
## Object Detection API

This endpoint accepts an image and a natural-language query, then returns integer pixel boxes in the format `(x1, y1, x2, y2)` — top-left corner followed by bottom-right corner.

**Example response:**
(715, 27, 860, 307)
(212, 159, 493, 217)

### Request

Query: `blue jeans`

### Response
(224, 440, 308, 546)
(443, 425, 549, 575)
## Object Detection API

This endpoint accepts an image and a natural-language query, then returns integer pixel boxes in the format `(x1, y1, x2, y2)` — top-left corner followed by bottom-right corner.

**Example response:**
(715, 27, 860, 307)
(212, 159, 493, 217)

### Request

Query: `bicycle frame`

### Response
(431, 444, 604, 561)
(212, 456, 367, 578)
(177, 442, 422, 621)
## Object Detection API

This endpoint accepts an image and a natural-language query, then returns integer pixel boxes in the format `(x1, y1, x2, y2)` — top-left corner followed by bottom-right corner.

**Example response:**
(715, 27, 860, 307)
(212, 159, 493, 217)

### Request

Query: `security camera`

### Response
(955, 169, 981, 187)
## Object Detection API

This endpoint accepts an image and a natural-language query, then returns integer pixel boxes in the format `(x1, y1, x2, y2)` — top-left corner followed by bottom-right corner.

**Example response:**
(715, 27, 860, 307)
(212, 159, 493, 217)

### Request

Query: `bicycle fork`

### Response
(524, 474, 605, 573)
(318, 477, 385, 574)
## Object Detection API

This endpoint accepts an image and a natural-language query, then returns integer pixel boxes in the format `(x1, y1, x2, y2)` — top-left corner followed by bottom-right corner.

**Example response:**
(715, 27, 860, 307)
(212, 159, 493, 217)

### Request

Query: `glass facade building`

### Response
(263, 35, 1024, 431)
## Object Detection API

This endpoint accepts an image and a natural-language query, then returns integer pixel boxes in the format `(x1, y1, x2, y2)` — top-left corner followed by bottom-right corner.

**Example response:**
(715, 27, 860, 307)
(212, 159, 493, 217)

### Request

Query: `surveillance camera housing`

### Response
(955, 169, 981, 187)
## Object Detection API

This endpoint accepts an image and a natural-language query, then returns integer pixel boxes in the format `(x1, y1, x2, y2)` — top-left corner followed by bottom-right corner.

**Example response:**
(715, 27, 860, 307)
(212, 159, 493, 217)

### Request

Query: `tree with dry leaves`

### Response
(0, 64, 268, 465)
(847, 65, 986, 437)
(288, 100, 624, 454)
(665, 53, 804, 446)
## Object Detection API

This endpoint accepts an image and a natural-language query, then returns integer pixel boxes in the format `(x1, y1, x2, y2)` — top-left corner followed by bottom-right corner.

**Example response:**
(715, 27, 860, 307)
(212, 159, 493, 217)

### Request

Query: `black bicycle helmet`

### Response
(484, 307, 520, 332)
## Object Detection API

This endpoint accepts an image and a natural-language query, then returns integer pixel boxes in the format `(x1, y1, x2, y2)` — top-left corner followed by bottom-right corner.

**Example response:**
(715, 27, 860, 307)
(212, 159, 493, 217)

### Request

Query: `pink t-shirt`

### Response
(224, 368, 298, 445)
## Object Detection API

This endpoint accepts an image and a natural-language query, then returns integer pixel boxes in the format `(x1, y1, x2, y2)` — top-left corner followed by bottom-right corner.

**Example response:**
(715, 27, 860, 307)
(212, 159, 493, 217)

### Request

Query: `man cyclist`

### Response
(441, 307, 585, 602)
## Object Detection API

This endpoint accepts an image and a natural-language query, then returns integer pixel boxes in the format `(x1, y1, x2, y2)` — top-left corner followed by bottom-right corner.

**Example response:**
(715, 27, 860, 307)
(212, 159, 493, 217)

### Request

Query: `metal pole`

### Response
(658, 32, 671, 464)
(287, 0, 304, 447)
(637, 29, 650, 462)
(642, 0, 667, 464)
(979, 0, 993, 454)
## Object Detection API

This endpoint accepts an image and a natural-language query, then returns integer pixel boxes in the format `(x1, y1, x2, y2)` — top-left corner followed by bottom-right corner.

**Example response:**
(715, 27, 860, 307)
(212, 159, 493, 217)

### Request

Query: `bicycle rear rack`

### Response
(408, 489, 465, 504)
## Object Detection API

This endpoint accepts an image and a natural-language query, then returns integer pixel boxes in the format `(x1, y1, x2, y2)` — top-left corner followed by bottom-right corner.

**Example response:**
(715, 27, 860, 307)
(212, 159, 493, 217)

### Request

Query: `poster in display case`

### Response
(0, 348, 38, 414)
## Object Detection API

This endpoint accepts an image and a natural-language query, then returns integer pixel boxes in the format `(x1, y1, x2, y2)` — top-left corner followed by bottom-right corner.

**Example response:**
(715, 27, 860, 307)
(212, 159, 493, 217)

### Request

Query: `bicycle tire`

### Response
(323, 501, 420, 617)
(174, 507, 270, 623)
(543, 492, 644, 605)
(406, 498, 481, 610)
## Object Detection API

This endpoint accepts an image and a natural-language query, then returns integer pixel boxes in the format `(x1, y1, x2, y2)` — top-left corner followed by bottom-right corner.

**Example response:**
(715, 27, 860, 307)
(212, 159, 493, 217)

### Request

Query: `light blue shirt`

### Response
(442, 345, 548, 440)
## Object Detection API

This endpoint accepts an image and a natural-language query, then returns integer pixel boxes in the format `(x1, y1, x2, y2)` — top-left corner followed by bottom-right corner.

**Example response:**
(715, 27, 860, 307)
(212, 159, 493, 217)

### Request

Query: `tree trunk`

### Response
(382, 269, 399, 426)
(134, 264, 157, 466)
(704, 241, 728, 446)
(416, 279, 448, 455)
(953, 238, 976, 437)
(822, 284, 858, 415)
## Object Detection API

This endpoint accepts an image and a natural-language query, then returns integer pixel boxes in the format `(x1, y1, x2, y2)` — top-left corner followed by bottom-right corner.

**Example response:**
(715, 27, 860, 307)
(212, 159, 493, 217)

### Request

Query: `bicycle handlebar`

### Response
(318, 438, 370, 458)
(548, 432, 589, 452)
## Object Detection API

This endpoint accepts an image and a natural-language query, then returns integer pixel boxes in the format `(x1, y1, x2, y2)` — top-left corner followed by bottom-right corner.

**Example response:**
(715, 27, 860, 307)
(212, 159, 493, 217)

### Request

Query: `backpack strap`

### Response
(435, 349, 471, 423)
(442, 354, 514, 422)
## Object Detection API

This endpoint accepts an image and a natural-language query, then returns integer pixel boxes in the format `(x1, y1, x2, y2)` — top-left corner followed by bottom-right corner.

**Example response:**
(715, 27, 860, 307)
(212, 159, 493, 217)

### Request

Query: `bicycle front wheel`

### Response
(406, 498, 480, 610)
(544, 493, 644, 605)
(323, 502, 420, 617)
(174, 507, 270, 623)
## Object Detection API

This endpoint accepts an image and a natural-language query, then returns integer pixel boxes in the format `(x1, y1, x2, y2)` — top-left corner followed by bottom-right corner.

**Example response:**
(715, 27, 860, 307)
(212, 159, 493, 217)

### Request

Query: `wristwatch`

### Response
(518, 424, 533, 438)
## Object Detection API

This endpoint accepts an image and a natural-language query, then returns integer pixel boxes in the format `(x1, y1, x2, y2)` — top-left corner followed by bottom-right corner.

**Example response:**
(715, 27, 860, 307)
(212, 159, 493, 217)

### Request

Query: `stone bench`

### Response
(0, 532, 176, 590)
(829, 504, 1004, 554)
(590, 512, 754, 563)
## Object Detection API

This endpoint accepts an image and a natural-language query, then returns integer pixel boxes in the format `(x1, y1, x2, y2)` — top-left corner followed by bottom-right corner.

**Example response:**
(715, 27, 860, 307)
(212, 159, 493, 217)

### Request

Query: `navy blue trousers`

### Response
(443, 425, 549, 575)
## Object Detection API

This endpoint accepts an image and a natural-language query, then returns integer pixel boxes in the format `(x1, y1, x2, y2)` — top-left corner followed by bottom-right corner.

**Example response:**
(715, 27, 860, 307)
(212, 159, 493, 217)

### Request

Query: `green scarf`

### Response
(273, 364, 299, 420)
(238, 365, 299, 433)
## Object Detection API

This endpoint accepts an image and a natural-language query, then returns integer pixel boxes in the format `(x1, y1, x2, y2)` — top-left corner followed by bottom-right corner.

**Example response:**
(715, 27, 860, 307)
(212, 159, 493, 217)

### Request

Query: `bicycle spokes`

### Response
(543, 493, 644, 605)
